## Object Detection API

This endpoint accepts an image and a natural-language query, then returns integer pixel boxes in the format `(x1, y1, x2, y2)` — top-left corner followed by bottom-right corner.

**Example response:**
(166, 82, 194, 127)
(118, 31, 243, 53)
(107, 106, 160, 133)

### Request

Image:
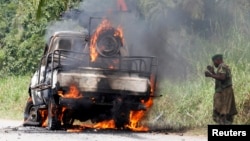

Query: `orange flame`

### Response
(126, 75, 155, 131)
(93, 120, 116, 129)
(90, 19, 112, 62)
(115, 26, 124, 45)
(91, 74, 155, 132)
(39, 109, 48, 127)
(90, 19, 124, 62)
(39, 106, 66, 128)
(126, 98, 153, 132)
(58, 85, 82, 98)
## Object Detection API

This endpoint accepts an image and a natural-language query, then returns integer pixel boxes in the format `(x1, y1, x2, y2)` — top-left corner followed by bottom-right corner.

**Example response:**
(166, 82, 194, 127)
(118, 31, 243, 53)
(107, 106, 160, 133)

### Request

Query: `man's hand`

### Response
(205, 71, 212, 77)
(207, 65, 215, 74)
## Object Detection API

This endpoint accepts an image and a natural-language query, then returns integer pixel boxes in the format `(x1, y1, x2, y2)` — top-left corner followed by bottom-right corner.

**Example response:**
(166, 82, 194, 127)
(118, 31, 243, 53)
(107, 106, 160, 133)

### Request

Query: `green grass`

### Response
(0, 75, 31, 120)
(146, 28, 250, 129)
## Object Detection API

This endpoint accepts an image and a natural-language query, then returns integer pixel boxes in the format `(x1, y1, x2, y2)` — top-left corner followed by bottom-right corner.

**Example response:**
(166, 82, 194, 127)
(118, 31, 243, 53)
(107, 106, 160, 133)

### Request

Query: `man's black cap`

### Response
(212, 54, 223, 60)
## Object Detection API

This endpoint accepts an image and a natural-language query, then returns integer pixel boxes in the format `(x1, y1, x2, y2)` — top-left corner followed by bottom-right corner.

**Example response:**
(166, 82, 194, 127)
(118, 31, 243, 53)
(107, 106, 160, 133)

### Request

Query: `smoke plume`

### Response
(46, 0, 191, 81)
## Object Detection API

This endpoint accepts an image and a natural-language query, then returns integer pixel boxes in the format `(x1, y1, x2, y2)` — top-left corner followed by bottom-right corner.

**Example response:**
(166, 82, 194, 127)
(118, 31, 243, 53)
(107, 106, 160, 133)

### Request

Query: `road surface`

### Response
(0, 119, 207, 141)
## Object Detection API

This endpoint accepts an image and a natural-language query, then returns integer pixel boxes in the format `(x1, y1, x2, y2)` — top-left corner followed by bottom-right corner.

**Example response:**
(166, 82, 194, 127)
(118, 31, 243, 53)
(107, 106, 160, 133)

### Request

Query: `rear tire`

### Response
(23, 97, 42, 126)
(62, 109, 74, 128)
(112, 98, 130, 129)
(47, 97, 61, 130)
(114, 110, 129, 129)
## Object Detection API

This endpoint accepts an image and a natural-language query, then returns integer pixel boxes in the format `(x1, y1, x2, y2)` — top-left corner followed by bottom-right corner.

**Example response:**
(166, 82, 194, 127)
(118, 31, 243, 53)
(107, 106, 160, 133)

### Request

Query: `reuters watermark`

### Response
(208, 125, 249, 140)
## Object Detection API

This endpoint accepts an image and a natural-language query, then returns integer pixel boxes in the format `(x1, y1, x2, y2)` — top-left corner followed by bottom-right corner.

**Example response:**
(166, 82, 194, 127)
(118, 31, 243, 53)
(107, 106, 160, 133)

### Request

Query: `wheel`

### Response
(114, 109, 129, 129)
(96, 28, 122, 57)
(47, 97, 61, 130)
(62, 109, 74, 128)
(112, 98, 130, 129)
(23, 97, 42, 126)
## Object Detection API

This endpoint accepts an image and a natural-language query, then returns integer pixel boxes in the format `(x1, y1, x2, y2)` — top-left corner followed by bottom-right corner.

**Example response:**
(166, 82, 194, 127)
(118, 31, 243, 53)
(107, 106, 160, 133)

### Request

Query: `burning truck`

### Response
(23, 17, 158, 131)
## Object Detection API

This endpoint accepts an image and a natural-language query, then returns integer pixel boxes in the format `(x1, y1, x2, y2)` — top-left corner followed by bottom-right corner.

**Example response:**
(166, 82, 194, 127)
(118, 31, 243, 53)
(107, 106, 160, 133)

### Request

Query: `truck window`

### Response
(59, 39, 71, 50)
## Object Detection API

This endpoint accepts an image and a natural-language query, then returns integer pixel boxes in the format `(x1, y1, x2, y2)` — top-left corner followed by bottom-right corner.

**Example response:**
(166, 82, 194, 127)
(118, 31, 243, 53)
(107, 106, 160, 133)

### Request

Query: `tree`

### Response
(36, 0, 82, 20)
(0, 0, 83, 75)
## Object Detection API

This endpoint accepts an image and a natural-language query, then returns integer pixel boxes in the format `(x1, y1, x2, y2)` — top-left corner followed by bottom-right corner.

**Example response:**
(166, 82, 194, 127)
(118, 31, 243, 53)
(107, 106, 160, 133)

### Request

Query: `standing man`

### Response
(205, 54, 237, 125)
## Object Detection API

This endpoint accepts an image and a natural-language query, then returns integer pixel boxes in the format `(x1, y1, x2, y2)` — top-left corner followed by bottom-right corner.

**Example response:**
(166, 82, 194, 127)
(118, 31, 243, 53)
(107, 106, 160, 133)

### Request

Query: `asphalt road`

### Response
(0, 119, 207, 141)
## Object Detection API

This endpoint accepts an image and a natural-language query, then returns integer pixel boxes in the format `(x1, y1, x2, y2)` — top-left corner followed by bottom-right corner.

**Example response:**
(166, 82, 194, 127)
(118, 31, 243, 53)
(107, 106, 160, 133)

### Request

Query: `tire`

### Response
(23, 97, 42, 126)
(47, 97, 61, 130)
(114, 110, 129, 129)
(112, 98, 130, 129)
(62, 109, 74, 128)
(96, 28, 122, 57)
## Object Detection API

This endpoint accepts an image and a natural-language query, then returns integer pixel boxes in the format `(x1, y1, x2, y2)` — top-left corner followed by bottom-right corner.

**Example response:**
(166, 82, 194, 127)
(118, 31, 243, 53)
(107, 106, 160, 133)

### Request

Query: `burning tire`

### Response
(23, 97, 42, 127)
(112, 98, 130, 129)
(113, 107, 130, 129)
(96, 28, 123, 57)
(62, 109, 75, 128)
(47, 96, 61, 130)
